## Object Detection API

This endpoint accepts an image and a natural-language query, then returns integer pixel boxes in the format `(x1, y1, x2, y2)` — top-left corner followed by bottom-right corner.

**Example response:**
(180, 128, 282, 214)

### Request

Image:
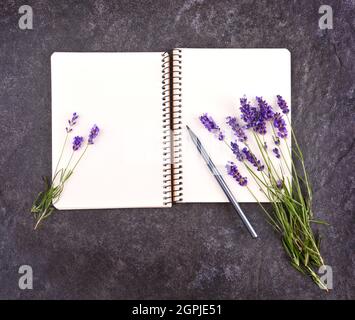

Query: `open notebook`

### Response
(51, 48, 291, 209)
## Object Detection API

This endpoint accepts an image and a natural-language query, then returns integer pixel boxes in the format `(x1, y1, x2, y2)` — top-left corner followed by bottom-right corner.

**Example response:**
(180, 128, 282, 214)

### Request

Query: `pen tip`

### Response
(186, 125, 190, 130)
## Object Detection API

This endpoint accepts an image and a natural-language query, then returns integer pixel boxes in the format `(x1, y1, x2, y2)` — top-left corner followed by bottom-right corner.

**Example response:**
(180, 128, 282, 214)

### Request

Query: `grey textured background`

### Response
(0, 0, 354, 300)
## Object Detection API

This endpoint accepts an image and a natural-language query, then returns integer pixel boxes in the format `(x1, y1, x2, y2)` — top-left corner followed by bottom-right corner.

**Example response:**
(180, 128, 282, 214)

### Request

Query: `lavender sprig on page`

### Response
(31, 113, 100, 229)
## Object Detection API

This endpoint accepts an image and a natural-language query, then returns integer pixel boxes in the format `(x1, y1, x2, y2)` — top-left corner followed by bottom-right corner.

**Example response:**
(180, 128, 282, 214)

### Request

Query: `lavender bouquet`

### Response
(31, 113, 100, 229)
(200, 96, 327, 290)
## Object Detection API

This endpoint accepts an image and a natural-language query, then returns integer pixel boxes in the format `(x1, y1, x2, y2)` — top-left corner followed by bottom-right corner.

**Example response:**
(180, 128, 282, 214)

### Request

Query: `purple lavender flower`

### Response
(66, 112, 79, 133)
(72, 136, 84, 151)
(199, 114, 224, 140)
(273, 136, 280, 146)
(276, 179, 283, 189)
(226, 161, 248, 186)
(88, 124, 100, 144)
(240, 97, 258, 130)
(242, 147, 264, 171)
(240, 97, 267, 135)
(276, 95, 290, 114)
(226, 116, 247, 142)
(272, 147, 281, 159)
(273, 113, 288, 138)
(200, 113, 218, 131)
(254, 119, 267, 135)
(230, 141, 245, 161)
(240, 96, 277, 135)
(256, 96, 275, 121)
(264, 142, 268, 150)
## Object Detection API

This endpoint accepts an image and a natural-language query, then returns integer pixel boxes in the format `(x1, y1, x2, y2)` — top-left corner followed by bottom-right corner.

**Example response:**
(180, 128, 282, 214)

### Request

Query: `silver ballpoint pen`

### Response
(186, 125, 258, 238)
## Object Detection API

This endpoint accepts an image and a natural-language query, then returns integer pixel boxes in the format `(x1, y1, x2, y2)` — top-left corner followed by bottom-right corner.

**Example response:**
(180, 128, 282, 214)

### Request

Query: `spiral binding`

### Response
(161, 51, 172, 206)
(161, 49, 183, 205)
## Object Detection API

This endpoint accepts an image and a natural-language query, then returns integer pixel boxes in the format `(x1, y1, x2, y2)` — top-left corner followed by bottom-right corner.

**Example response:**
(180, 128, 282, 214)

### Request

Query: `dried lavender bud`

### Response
(276, 180, 283, 189)
(231, 141, 245, 162)
(256, 96, 275, 121)
(72, 136, 84, 151)
(240, 97, 258, 130)
(273, 136, 280, 146)
(88, 125, 100, 144)
(199, 113, 224, 140)
(276, 95, 290, 114)
(226, 161, 248, 186)
(66, 112, 79, 133)
(273, 113, 288, 138)
(226, 116, 247, 142)
(218, 131, 225, 141)
(240, 97, 267, 135)
(242, 147, 264, 171)
(272, 147, 281, 158)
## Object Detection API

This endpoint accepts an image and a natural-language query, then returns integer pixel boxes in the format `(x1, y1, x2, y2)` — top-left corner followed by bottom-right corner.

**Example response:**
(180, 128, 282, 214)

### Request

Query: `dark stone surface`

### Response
(0, 0, 354, 299)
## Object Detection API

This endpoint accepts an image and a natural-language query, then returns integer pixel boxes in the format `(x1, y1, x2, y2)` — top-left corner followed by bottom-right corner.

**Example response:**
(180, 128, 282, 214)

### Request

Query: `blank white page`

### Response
(180, 48, 291, 203)
(51, 52, 168, 209)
